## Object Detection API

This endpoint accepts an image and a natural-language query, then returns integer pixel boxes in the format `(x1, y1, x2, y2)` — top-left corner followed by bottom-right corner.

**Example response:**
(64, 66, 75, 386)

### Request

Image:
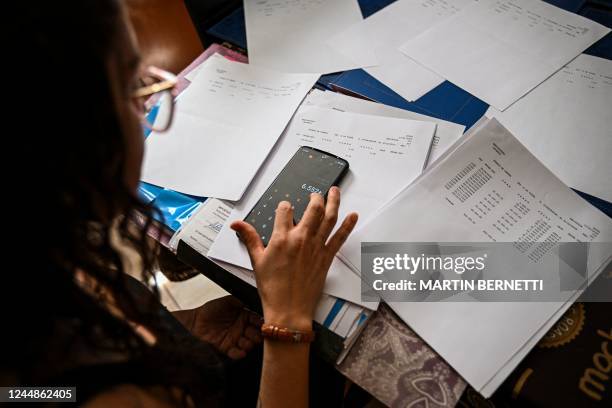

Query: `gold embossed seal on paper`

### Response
(538, 303, 585, 349)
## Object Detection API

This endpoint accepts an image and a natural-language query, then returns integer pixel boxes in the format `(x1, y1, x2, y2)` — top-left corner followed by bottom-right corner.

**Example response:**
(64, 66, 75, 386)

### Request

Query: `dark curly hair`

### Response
(3, 1, 226, 405)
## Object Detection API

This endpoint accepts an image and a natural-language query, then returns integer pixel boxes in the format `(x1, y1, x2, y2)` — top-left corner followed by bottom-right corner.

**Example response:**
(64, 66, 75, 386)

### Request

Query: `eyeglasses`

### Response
(132, 66, 178, 133)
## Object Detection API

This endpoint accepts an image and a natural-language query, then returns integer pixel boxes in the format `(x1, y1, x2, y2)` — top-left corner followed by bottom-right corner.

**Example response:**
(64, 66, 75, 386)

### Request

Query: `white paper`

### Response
(340, 119, 612, 395)
(329, 0, 475, 101)
(170, 198, 234, 254)
(156, 272, 230, 312)
(142, 55, 318, 200)
(304, 89, 465, 166)
(399, 0, 611, 110)
(244, 0, 375, 74)
(485, 54, 612, 202)
(208, 105, 436, 307)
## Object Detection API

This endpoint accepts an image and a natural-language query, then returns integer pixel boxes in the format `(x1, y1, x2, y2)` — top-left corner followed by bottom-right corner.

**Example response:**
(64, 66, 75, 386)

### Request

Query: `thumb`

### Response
(231, 220, 264, 265)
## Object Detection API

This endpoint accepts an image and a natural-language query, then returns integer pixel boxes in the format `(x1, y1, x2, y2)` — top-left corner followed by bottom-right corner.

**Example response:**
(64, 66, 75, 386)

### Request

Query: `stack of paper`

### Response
(142, 55, 318, 200)
(208, 103, 438, 307)
(399, 0, 610, 110)
(339, 118, 612, 396)
(486, 54, 612, 201)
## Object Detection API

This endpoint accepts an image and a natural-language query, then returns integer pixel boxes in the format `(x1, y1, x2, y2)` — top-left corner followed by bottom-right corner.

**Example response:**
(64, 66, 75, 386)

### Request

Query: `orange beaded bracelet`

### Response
(261, 323, 315, 343)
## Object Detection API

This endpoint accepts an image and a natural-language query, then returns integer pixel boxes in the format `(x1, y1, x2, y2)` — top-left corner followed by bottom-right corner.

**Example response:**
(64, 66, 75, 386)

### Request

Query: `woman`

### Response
(4, 1, 358, 406)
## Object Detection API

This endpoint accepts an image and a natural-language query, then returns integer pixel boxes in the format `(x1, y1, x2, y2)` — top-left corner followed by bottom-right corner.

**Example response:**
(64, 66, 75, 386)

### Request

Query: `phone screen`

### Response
(244, 146, 349, 246)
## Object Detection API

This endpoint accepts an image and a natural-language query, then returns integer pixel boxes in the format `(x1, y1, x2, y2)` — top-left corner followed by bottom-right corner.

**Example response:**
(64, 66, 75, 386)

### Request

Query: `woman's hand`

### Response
(230, 187, 358, 331)
(174, 296, 263, 359)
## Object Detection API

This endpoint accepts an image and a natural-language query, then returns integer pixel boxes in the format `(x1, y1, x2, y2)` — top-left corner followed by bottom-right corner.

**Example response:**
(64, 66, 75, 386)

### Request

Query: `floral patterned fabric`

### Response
(339, 304, 466, 408)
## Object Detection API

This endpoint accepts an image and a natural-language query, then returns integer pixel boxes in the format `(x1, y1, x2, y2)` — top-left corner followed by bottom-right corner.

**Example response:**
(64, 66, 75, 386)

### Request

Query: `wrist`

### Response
(263, 311, 313, 332)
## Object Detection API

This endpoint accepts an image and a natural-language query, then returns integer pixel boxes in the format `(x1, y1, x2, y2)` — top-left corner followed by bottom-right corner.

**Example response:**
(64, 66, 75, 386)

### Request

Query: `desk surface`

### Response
(152, 1, 612, 406)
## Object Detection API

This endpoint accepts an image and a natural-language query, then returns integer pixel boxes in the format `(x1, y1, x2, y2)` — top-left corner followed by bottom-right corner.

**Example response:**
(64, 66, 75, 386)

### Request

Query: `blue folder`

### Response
(331, 71, 489, 129)
(581, 3, 612, 59)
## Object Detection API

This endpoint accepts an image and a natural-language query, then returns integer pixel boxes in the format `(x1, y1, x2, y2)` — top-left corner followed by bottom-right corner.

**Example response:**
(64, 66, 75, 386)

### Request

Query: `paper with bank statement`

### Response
(339, 118, 612, 396)
(142, 55, 318, 200)
(208, 104, 437, 309)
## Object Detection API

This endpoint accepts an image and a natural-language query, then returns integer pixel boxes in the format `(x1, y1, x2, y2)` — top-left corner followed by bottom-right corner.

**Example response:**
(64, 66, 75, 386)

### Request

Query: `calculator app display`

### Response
(244, 146, 348, 246)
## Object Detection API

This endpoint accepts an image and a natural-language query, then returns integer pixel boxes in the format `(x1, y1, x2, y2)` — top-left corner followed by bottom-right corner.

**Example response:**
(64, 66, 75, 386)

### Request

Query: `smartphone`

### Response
(243, 146, 349, 246)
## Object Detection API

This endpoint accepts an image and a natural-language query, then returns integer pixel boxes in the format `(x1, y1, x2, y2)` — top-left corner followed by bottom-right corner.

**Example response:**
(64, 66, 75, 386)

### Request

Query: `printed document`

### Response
(329, 0, 475, 101)
(304, 89, 465, 166)
(142, 55, 318, 200)
(486, 54, 612, 201)
(399, 0, 610, 110)
(340, 118, 612, 395)
(244, 0, 374, 73)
